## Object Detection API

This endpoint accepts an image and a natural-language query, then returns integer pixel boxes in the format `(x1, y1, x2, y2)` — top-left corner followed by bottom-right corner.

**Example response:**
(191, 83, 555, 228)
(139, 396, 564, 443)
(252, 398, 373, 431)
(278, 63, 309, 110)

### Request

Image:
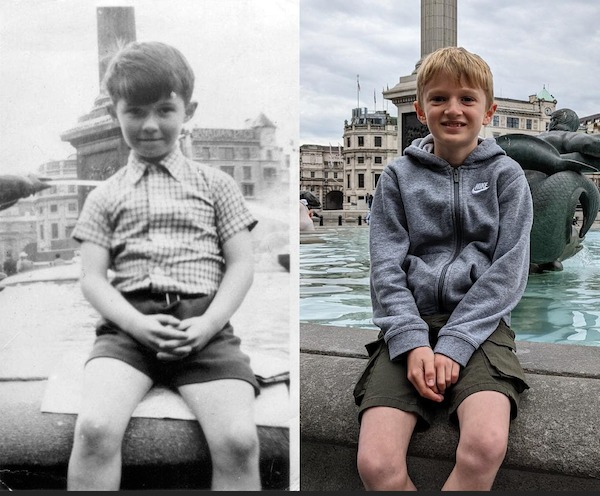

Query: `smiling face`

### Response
(113, 93, 197, 163)
(414, 73, 496, 167)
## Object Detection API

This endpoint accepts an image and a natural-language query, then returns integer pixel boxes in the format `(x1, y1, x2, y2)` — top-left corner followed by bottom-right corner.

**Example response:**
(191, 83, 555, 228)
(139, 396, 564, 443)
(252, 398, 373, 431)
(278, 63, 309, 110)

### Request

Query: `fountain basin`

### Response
(0, 257, 292, 489)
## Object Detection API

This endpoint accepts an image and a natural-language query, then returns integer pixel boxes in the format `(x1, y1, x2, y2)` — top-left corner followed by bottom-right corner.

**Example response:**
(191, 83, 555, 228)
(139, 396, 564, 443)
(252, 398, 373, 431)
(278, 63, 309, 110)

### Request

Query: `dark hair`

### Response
(103, 41, 195, 105)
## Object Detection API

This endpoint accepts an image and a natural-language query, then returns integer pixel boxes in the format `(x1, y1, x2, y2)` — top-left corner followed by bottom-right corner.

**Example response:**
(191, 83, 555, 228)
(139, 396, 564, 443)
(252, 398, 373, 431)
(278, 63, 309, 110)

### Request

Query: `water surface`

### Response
(300, 226, 600, 347)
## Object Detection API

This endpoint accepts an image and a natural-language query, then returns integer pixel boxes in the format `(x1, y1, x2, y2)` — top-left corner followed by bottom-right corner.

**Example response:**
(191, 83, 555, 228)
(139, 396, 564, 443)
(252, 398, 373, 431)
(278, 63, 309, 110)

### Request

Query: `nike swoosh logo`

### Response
(472, 182, 489, 194)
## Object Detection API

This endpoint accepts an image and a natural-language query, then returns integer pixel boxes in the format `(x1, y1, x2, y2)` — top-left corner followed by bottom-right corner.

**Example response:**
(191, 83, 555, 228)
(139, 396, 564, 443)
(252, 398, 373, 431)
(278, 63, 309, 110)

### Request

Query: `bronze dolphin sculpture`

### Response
(0, 174, 51, 211)
(496, 133, 600, 272)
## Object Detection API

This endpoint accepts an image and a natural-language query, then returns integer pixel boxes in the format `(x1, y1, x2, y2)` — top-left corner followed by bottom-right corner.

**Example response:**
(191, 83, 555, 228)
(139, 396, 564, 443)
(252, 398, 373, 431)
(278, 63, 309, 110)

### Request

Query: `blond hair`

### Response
(416, 47, 494, 107)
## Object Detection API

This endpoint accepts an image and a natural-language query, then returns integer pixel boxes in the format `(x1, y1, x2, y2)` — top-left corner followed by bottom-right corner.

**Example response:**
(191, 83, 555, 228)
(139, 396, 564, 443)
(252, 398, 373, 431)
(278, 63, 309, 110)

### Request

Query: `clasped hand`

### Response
(406, 346, 461, 402)
(131, 314, 219, 361)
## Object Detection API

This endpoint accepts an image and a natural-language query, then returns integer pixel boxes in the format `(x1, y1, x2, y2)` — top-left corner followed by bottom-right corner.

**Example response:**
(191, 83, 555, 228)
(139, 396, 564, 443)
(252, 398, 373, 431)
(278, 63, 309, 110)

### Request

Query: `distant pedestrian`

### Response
(16, 252, 33, 272)
(300, 199, 315, 232)
(2, 252, 16, 276)
(52, 253, 66, 266)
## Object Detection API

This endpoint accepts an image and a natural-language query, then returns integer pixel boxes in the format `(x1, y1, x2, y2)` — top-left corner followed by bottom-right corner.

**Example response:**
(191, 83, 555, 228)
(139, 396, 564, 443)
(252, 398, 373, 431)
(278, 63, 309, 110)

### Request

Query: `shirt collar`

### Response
(126, 147, 187, 184)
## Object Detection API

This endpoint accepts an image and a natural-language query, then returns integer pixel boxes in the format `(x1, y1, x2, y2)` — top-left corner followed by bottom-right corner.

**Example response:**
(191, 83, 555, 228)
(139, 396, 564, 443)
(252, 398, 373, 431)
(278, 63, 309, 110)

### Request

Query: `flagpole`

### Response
(357, 74, 360, 108)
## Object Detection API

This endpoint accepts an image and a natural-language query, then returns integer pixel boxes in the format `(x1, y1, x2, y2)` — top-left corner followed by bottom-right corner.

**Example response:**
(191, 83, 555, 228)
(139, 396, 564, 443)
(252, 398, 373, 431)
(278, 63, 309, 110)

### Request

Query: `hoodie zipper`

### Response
(437, 167, 462, 309)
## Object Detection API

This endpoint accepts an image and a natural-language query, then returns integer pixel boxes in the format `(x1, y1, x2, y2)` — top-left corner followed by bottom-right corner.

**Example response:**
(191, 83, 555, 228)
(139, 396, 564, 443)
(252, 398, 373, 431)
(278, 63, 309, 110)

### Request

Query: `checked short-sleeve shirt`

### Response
(72, 148, 257, 296)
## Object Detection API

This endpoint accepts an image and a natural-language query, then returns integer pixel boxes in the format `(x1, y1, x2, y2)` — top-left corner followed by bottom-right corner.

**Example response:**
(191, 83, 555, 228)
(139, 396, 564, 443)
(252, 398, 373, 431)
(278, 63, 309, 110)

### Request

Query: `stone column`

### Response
(383, 0, 457, 152)
(420, 0, 457, 67)
(96, 7, 136, 89)
(61, 7, 136, 207)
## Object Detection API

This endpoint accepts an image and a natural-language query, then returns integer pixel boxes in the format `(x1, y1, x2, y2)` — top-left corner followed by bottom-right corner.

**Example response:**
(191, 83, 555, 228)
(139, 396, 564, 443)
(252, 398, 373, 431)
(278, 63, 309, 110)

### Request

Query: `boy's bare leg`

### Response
(442, 391, 511, 491)
(356, 406, 418, 491)
(67, 358, 153, 490)
(179, 379, 261, 490)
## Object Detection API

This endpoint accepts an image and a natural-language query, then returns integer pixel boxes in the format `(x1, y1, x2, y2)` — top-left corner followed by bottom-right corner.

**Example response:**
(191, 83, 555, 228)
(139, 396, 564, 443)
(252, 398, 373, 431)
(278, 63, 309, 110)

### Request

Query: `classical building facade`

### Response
(580, 113, 600, 135)
(342, 108, 398, 210)
(482, 87, 557, 139)
(34, 158, 80, 259)
(299, 144, 344, 210)
(0, 158, 80, 266)
(0, 197, 37, 267)
(181, 113, 287, 202)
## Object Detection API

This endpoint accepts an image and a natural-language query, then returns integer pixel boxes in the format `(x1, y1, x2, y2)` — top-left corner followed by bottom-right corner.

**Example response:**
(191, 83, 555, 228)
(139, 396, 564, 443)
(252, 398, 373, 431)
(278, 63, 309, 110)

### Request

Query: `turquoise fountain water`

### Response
(300, 226, 600, 347)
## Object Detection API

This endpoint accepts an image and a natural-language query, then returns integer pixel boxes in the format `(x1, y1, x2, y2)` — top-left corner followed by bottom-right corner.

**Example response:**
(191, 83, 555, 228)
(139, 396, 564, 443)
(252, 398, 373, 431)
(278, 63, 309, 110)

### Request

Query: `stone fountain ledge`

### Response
(0, 264, 292, 490)
(300, 323, 600, 491)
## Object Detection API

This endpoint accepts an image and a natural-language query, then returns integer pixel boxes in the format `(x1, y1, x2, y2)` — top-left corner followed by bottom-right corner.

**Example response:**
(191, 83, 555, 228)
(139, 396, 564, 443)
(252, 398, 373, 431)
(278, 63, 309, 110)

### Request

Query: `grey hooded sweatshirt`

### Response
(370, 135, 533, 367)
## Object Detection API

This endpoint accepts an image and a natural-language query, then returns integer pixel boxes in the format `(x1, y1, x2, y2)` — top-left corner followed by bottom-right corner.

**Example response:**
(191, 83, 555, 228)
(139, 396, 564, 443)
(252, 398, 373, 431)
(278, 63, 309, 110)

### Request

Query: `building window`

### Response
(39, 225, 44, 240)
(358, 174, 365, 188)
(347, 137, 351, 147)
(526, 119, 532, 130)
(242, 147, 250, 160)
(492, 115, 500, 127)
(263, 168, 276, 180)
(333, 172, 338, 179)
(243, 166, 252, 180)
(374, 173, 381, 187)
(357, 156, 364, 164)
(242, 184, 254, 197)
(346, 157, 350, 165)
(374, 136, 382, 147)
(310, 171, 315, 178)
(507, 117, 520, 129)
(358, 136, 364, 147)
(50, 204, 58, 213)
(200, 147, 211, 160)
(68, 185, 76, 194)
(68, 202, 77, 212)
(374, 156, 382, 164)
(51, 223, 59, 239)
(347, 174, 351, 188)
(324, 171, 329, 179)
(220, 147, 234, 160)
(221, 166, 235, 177)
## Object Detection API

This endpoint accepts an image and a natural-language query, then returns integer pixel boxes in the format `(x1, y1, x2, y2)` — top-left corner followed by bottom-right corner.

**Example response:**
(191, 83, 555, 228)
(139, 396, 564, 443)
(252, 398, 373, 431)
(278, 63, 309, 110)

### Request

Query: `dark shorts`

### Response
(353, 314, 529, 430)
(87, 291, 260, 396)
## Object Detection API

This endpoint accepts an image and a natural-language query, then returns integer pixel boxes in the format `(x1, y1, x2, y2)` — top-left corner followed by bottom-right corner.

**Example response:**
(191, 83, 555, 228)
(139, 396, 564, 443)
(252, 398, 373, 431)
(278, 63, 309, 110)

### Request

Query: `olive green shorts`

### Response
(353, 315, 529, 431)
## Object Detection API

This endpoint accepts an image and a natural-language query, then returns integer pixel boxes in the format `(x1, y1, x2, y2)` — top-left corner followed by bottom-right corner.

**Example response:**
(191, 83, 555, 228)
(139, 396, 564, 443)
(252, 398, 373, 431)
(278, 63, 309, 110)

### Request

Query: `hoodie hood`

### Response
(405, 135, 508, 169)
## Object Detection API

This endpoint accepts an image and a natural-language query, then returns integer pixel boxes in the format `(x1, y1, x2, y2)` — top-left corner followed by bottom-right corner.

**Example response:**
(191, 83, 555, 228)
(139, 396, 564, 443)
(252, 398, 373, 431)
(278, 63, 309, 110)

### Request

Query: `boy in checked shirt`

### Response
(68, 41, 261, 490)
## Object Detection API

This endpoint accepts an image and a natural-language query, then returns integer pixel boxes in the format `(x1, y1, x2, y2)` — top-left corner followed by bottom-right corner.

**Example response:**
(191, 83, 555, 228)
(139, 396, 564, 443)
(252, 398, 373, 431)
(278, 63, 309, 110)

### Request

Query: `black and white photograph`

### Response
(0, 0, 297, 490)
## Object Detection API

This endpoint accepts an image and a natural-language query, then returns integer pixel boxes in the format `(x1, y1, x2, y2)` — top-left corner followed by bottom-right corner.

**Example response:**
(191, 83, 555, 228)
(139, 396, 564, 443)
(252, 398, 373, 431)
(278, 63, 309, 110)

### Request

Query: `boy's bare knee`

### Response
(457, 428, 508, 470)
(74, 416, 124, 457)
(357, 452, 410, 491)
(212, 421, 260, 466)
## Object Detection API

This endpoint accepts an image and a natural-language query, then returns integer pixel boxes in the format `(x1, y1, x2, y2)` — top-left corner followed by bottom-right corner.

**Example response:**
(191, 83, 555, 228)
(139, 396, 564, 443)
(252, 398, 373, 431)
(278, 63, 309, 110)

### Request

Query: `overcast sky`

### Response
(0, 0, 298, 176)
(300, 0, 600, 148)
